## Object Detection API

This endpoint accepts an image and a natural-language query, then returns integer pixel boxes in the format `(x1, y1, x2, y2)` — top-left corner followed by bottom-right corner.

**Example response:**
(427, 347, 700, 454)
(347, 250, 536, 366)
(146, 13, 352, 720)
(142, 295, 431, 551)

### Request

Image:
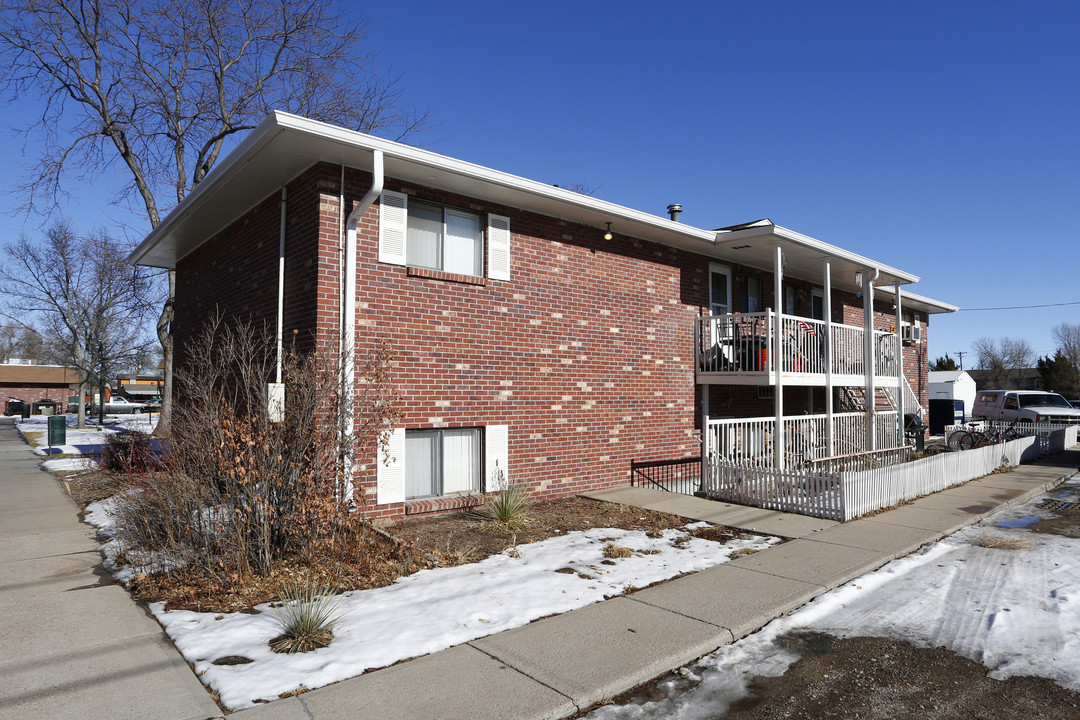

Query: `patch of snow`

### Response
(83, 504, 778, 711)
(587, 477, 1080, 718)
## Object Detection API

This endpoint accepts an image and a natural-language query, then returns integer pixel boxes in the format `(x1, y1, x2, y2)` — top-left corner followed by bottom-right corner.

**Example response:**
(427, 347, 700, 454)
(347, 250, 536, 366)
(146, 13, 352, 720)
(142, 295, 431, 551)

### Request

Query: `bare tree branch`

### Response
(0, 0, 430, 431)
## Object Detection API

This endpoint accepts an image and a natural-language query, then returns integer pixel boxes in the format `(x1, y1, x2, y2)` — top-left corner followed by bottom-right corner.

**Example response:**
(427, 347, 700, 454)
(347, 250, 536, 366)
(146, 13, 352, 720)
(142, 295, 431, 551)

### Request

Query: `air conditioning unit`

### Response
(902, 323, 922, 344)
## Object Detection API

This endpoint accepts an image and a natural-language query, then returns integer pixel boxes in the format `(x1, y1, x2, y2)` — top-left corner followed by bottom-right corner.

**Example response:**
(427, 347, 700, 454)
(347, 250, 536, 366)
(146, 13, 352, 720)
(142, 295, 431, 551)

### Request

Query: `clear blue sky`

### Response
(3, 0, 1078, 365)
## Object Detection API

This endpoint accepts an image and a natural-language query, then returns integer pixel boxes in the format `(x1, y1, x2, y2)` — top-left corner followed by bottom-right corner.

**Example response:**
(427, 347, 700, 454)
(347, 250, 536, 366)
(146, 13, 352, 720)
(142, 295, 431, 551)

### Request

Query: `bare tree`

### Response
(1052, 322, 1080, 374)
(0, 0, 429, 431)
(973, 336, 1036, 389)
(0, 221, 155, 427)
(0, 324, 47, 363)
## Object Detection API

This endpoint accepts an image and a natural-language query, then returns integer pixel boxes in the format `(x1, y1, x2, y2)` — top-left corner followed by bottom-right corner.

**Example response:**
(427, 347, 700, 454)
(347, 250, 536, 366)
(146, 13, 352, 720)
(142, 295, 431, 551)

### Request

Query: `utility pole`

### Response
(956, 351, 966, 372)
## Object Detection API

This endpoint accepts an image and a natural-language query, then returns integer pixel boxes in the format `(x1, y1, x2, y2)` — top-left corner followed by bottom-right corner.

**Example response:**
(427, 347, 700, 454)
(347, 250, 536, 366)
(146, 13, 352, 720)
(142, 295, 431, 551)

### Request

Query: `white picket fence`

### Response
(704, 425, 1077, 521)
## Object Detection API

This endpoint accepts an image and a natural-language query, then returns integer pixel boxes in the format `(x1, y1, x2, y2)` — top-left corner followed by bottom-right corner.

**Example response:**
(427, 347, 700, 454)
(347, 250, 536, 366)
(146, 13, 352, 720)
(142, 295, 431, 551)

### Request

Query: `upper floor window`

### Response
(379, 190, 511, 280)
(742, 275, 762, 313)
(408, 201, 482, 276)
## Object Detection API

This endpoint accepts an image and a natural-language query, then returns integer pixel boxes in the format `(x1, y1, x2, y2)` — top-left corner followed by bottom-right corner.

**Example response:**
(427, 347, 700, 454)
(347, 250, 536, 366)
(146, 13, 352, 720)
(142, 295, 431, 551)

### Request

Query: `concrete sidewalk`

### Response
(2, 415, 1077, 720)
(0, 421, 221, 720)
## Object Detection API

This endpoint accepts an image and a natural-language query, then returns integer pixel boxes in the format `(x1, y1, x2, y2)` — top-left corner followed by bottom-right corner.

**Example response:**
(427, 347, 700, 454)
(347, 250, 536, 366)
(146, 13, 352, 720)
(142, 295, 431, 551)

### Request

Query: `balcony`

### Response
(695, 311, 900, 387)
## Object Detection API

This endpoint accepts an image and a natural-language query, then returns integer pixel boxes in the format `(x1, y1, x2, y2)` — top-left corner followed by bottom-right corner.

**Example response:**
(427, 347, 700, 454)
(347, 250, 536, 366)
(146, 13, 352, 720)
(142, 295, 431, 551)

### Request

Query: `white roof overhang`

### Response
(886, 288, 959, 315)
(712, 221, 918, 295)
(128, 112, 718, 269)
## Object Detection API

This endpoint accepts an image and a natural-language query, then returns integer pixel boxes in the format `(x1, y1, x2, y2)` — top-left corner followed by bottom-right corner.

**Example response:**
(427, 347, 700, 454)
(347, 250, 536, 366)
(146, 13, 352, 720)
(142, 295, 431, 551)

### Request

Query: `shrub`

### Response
(100, 429, 158, 474)
(268, 580, 345, 653)
(471, 463, 533, 530)
(112, 315, 401, 584)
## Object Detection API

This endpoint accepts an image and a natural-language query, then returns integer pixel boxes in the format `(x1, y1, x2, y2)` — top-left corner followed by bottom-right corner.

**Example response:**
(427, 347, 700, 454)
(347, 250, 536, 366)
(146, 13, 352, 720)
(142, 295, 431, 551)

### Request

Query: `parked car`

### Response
(971, 390, 1080, 425)
(1070, 400, 1080, 410)
(91, 397, 146, 414)
(141, 398, 162, 412)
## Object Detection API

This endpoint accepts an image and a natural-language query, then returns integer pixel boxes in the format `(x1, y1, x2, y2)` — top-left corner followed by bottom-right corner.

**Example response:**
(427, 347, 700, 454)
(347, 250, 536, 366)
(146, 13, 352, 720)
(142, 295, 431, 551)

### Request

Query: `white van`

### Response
(971, 390, 1080, 425)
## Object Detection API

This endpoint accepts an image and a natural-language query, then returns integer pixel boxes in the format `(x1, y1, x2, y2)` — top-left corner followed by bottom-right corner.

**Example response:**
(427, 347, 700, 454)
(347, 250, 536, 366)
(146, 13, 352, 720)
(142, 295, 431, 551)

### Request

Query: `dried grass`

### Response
(974, 533, 1031, 550)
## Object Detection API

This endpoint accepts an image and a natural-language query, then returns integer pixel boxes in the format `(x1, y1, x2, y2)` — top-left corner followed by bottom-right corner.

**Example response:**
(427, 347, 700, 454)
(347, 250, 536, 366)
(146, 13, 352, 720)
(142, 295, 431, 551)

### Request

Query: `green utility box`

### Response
(47, 414, 66, 448)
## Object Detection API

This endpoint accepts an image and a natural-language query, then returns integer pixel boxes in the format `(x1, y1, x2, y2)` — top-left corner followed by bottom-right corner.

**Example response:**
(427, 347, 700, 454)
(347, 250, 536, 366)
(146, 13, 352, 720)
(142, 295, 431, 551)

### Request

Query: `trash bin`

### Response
(904, 413, 926, 452)
(20, 403, 30, 419)
(47, 414, 66, 447)
(32, 400, 59, 416)
(5, 398, 24, 416)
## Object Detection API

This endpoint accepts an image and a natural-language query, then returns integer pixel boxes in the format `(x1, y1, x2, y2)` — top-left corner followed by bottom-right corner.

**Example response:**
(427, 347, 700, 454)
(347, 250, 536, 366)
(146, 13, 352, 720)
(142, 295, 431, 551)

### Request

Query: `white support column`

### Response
(824, 259, 834, 457)
(894, 285, 904, 446)
(773, 243, 785, 469)
(863, 269, 877, 451)
(701, 386, 710, 489)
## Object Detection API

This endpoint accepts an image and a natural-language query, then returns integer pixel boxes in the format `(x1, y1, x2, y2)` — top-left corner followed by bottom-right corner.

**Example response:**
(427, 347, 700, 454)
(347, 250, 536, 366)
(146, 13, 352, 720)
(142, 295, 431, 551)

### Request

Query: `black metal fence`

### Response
(630, 456, 702, 496)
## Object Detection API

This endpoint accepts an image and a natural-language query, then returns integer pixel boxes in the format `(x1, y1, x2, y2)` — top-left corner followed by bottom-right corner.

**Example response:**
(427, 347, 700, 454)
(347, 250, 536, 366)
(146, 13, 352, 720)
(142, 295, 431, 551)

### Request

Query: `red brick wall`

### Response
(335, 167, 718, 519)
(174, 164, 334, 363)
(1, 385, 77, 412)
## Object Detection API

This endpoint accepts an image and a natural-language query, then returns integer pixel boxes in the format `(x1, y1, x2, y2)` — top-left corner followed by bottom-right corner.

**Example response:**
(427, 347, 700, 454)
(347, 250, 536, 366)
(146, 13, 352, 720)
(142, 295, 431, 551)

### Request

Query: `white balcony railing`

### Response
(706, 412, 904, 470)
(696, 311, 899, 381)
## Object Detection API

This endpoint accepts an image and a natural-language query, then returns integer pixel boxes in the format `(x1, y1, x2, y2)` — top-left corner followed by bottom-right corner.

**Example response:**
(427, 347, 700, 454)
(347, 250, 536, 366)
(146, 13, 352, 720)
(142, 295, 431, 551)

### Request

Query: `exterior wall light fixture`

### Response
(603, 222, 613, 241)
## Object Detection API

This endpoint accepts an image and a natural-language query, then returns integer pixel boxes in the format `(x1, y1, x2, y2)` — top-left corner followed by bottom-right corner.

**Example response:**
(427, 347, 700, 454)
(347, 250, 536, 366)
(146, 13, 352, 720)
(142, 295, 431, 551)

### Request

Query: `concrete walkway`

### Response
(0, 420, 221, 720)
(1, 415, 1077, 720)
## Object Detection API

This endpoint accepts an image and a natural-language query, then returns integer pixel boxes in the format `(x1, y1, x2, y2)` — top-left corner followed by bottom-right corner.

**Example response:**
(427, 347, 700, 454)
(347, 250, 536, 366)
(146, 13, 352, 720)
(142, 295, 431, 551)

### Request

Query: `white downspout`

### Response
(341, 150, 384, 502)
(276, 186, 287, 384)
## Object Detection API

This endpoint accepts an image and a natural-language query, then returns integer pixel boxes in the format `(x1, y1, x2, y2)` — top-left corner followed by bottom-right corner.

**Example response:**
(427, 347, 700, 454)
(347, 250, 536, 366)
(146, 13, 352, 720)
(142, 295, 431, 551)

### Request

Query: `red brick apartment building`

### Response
(129, 113, 956, 521)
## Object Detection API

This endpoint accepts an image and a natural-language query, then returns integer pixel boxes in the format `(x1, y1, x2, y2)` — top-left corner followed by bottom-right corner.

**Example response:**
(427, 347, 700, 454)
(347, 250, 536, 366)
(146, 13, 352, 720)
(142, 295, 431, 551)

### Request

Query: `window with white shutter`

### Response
(378, 191, 408, 265)
(376, 427, 406, 504)
(485, 424, 509, 491)
(487, 215, 511, 281)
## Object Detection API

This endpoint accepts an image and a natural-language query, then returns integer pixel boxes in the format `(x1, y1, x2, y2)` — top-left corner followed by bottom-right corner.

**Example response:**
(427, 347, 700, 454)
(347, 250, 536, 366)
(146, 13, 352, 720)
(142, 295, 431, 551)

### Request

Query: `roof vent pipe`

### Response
(667, 203, 682, 222)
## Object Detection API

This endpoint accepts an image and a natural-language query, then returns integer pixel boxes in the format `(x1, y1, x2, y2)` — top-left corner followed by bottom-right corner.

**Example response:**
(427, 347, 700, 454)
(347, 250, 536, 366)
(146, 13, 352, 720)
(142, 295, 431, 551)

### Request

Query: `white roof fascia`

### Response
(128, 112, 717, 268)
(886, 288, 959, 314)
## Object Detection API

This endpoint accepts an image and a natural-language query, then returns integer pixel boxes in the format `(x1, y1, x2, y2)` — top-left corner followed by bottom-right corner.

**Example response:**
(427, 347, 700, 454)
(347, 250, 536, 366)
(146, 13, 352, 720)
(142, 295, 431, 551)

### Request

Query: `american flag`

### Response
(798, 320, 818, 336)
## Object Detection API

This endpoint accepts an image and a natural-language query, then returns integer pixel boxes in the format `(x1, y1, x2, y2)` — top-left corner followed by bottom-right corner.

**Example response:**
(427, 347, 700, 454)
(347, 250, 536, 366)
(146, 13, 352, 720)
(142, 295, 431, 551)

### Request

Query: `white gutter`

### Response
(340, 150, 384, 501)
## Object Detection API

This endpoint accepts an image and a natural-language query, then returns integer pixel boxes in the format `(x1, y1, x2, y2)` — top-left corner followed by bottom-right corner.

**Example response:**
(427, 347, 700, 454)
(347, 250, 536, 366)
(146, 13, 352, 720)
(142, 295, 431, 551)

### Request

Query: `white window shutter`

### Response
(379, 191, 408, 265)
(377, 428, 406, 504)
(485, 424, 509, 492)
(487, 214, 511, 281)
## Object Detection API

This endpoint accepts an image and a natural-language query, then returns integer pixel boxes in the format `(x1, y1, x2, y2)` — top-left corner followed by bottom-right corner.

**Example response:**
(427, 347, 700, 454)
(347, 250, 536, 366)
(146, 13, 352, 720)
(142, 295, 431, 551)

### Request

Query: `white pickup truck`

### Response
(971, 390, 1080, 425)
(92, 397, 146, 414)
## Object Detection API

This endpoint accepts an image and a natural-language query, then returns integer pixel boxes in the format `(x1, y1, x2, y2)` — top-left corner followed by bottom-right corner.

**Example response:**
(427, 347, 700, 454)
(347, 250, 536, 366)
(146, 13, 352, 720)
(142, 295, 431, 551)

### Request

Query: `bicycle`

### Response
(951, 421, 1022, 450)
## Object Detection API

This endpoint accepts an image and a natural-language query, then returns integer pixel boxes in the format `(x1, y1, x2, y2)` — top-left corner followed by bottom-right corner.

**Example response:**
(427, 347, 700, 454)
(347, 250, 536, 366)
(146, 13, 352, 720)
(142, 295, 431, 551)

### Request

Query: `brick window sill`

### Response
(404, 493, 484, 516)
(406, 266, 487, 286)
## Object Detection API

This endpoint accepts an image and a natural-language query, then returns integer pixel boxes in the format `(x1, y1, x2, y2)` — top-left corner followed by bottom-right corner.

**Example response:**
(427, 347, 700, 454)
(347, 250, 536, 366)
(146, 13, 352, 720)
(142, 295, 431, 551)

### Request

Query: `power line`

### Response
(961, 300, 1080, 312)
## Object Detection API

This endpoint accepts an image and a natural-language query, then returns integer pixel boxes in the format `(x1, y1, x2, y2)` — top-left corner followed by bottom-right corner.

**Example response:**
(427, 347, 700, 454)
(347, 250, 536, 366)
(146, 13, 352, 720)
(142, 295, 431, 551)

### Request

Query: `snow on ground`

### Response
(587, 477, 1080, 719)
(16, 414, 157, 456)
(80, 500, 779, 711)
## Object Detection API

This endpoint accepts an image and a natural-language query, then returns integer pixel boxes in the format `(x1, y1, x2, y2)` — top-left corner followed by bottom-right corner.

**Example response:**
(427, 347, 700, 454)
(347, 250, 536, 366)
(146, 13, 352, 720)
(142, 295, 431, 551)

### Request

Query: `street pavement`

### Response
(2, 415, 1076, 720)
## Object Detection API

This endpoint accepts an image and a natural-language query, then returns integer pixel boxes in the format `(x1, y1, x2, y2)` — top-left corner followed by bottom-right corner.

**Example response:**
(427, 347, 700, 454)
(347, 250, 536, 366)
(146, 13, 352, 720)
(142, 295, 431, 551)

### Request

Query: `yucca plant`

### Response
(473, 464, 533, 530)
(268, 580, 346, 654)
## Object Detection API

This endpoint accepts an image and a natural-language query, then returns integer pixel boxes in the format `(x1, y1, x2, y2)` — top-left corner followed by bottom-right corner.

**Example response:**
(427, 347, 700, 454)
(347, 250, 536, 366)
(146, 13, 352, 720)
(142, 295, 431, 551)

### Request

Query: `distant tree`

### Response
(0, 325, 47, 364)
(931, 354, 958, 371)
(1037, 351, 1080, 398)
(973, 336, 1036, 390)
(0, 0, 428, 432)
(1051, 322, 1080, 382)
(555, 182, 600, 197)
(0, 222, 155, 427)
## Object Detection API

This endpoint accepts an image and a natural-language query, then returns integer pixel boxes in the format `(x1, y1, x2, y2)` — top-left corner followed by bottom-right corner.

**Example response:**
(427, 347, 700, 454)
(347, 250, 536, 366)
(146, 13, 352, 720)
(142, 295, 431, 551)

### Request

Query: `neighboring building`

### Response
(0, 363, 80, 413)
(116, 373, 164, 399)
(128, 112, 956, 521)
(968, 368, 1042, 392)
(929, 369, 977, 418)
